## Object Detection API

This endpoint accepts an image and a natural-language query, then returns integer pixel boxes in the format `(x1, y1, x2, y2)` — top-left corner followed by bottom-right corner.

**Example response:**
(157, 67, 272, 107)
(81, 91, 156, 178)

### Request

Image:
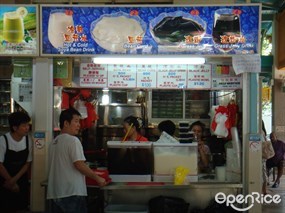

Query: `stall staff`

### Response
(47, 108, 106, 213)
(190, 121, 211, 172)
(122, 116, 148, 142)
(0, 112, 32, 212)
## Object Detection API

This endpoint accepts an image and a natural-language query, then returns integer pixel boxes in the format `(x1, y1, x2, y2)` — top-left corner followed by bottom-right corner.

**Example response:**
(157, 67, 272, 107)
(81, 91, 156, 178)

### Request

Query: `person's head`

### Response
(190, 121, 205, 140)
(8, 112, 31, 136)
(59, 108, 81, 135)
(270, 132, 277, 142)
(158, 120, 176, 136)
(123, 116, 141, 136)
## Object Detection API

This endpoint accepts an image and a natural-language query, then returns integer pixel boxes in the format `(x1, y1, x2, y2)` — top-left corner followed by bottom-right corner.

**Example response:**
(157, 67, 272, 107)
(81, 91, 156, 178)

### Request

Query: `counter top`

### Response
(41, 181, 242, 190)
(100, 182, 243, 190)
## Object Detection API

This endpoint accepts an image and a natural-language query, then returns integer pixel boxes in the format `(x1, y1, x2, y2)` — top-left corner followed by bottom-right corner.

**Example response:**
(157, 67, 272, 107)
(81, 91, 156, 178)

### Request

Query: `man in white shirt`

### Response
(0, 111, 32, 212)
(47, 108, 106, 213)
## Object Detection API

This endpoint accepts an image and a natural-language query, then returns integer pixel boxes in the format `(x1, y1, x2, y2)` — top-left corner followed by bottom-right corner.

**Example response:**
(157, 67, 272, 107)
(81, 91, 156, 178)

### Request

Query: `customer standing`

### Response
(0, 111, 32, 212)
(47, 108, 106, 213)
(266, 132, 285, 188)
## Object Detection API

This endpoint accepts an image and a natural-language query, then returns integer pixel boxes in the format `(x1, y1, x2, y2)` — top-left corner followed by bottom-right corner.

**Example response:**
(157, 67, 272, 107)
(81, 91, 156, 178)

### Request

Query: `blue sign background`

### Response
(41, 5, 260, 56)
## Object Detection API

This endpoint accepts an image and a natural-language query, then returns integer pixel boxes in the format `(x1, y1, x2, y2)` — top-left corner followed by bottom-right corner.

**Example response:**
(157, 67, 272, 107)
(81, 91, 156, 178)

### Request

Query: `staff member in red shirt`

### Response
(122, 116, 148, 142)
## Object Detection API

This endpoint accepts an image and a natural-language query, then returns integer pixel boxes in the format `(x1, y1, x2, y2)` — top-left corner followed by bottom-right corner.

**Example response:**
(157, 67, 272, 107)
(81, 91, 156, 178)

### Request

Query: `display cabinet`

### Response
(0, 79, 11, 132)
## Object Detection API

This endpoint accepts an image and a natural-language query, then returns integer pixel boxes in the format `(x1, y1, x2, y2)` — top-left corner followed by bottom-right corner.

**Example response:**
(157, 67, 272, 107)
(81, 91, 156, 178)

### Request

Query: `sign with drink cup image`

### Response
(0, 5, 38, 56)
(41, 4, 260, 56)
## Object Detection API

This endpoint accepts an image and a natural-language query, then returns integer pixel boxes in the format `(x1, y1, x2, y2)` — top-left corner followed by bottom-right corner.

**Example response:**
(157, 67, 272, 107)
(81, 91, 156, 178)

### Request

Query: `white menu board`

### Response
(80, 63, 107, 87)
(136, 64, 157, 88)
(157, 65, 187, 89)
(108, 64, 136, 88)
(212, 77, 242, 90)
(187, 64, 211, 89)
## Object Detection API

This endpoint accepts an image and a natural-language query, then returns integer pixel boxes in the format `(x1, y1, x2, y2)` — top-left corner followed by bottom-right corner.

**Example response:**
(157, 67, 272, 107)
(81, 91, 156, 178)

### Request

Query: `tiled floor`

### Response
(262, 176, 285, 212)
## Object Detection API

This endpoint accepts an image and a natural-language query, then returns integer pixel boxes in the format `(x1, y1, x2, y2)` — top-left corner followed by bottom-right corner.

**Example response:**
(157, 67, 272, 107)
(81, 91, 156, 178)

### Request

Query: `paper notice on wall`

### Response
(232, 54, 261, 75)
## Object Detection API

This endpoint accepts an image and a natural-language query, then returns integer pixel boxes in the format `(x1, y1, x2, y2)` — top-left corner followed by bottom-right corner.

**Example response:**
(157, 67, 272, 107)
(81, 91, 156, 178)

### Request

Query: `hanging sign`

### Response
(187, 64, 211, 89)
(80, 63, 108, 87)
(41, 4, 260, 56)
(0, 5, 38, 56)
(136, 64, 157, 88)
(232, 54, 261, 75)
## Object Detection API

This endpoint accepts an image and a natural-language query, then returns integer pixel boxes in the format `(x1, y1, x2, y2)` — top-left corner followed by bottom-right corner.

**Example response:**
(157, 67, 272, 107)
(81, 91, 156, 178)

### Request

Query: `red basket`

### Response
(86, 168, 111, 185)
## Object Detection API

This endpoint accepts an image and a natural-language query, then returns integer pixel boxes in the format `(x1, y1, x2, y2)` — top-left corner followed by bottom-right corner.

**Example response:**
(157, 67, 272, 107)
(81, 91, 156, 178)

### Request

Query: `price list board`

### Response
(157, 65, 187, 89)
(187, 64, 211, 89)
(107, 64, 136, 88)
(80, 63, 107, 87)
(136, 64, 157, 88)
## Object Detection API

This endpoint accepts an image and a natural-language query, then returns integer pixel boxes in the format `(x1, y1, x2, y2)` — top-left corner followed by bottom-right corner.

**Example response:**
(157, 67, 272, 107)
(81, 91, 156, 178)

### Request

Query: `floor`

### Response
(262, 175, 285, 212)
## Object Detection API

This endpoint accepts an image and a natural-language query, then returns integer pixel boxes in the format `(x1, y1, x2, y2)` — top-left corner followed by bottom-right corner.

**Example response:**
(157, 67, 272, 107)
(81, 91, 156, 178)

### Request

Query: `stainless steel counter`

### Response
(100, 182, 243, 190)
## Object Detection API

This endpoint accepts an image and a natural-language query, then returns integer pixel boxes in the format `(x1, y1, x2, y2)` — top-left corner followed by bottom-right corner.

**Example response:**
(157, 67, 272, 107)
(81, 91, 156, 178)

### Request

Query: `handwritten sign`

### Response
(212, 77, 242, 90)
(157, 65, 187, 89)
(232, 54, 261, 75)
(80, 63, 107, 87)
(108, 64, 136, 88)
(187, 64, 211, 89)
(136, 64, 157, 88)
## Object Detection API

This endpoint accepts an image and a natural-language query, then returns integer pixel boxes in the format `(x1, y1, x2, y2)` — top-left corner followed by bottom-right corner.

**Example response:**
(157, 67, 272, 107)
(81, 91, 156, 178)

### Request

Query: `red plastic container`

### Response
(86, 168, 111, 185)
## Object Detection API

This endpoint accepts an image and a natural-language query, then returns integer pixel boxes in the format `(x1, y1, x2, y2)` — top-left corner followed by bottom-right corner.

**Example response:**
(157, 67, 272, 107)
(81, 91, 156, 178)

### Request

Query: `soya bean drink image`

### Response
(3, 7, 27, 43)
(48, 9, 74, 49)
(212, 9, 241, 52)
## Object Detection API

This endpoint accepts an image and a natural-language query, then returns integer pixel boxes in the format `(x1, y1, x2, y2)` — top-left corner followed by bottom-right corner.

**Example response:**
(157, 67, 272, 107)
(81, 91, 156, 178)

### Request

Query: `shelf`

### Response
(0, 102, 10, 105)
(0, 91, 10, 93)
(0, 113, 9, 116)
(99, 103, 142, 107)
(185, 100, 209, 102)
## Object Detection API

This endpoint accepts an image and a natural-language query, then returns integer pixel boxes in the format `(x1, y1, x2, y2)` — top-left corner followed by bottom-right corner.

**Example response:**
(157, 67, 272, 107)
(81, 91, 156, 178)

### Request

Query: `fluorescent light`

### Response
(92, 56, 205, 65)
(102, 94, 109, 105)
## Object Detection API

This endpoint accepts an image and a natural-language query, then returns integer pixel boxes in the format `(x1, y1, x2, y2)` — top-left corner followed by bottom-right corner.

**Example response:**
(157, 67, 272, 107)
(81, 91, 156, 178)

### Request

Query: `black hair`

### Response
(59, 108, 81, 129)
(123, 116, 141, 132)
(8, 111, 31, 132)
(158, 120, 176, 136)
(190, 121, 205, 132)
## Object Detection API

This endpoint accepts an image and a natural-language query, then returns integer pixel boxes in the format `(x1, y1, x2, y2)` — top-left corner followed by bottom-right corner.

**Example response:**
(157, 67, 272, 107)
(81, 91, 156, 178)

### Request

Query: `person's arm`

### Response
(0, 163, 19, 192)
(73, 160, 106, 186)
(5, 162, 31, 186)
(0, 162, 12, 181)
(198, 141, 209, 168)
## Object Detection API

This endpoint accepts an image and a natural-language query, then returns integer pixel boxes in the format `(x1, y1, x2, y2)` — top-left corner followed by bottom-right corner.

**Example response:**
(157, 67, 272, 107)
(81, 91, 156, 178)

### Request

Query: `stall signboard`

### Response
(107, 64, 136, 88)
(187, 64, 211, 89)
(136, 64, 157, 88)
(41, 4, 260, 56)
(0, 5, 38, 56)
(80, 63, 108, 87)
(157, 65, 187, 89)
(212, 76, 242, 89)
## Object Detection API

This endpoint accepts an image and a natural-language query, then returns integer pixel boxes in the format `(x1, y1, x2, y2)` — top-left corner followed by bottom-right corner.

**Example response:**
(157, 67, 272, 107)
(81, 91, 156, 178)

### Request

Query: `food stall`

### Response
(0, 3, 262, 212)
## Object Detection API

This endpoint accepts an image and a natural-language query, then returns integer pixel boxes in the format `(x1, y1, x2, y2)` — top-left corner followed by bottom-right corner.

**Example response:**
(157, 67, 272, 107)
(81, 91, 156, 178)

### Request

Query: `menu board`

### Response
(187, 64, 211, 89)
(107, 64, 136, 88)
(157, 65, 187, 89)
(79, 63, 242, 89)
(0, 5, 38, 56)
(136, 64, 157, 88)
(41, 5, 260, 56)
(80, 63, 107, 87)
